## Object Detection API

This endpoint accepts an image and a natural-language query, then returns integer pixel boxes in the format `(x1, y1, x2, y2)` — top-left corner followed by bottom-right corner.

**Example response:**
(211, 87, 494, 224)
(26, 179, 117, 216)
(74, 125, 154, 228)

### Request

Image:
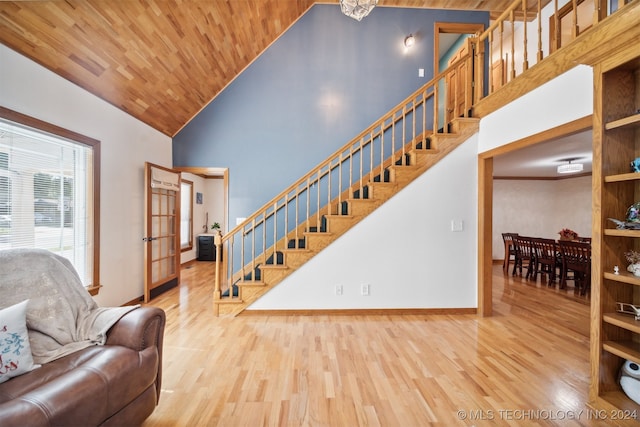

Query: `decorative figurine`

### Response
(614, 265, 620, 275)
(617, 302, 640, 320)
(631, 157, 640, 173)
(608, 202, 640, 229)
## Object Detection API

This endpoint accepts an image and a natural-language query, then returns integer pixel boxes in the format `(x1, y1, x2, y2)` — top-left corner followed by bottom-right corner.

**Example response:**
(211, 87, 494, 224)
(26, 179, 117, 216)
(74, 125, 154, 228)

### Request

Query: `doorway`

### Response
(174, 167, 229, 265)
(435, 22, 485, 128)
(477, 116, 593, 316)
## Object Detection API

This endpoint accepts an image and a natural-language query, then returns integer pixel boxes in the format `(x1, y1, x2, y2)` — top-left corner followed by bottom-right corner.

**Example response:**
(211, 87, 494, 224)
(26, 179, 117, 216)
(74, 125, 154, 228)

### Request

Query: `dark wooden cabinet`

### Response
(197, 235, 221, 261)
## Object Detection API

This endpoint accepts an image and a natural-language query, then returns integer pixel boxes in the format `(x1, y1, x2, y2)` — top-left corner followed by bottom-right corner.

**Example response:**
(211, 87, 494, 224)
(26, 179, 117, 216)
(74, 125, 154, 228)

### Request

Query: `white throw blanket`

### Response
(0, 248, 137, 364)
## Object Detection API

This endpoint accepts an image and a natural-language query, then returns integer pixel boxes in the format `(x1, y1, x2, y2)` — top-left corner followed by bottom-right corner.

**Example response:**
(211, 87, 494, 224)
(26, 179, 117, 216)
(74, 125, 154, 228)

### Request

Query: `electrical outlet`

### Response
(335, 284, 343, 296)
(361, 284, 370, 296)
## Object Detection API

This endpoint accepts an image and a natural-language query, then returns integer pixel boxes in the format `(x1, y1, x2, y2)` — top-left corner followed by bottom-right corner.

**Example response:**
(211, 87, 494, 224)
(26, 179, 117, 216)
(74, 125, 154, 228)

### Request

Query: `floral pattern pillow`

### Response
(0, 300, 40, 384)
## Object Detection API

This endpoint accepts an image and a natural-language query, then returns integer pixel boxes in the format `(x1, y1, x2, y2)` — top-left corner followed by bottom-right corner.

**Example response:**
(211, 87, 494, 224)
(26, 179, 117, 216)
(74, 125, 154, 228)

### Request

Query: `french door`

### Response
(143, 162, 181, 302)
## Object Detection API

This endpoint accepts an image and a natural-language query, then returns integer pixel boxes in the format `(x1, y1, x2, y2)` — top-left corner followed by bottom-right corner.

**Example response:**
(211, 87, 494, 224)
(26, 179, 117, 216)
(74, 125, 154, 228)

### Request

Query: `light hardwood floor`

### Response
(141, 262, 617, 427)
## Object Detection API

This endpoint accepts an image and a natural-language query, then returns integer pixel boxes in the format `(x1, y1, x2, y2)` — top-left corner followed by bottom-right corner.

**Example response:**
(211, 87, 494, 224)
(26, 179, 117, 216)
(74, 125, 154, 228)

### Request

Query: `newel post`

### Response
(213, 230, 222, 300)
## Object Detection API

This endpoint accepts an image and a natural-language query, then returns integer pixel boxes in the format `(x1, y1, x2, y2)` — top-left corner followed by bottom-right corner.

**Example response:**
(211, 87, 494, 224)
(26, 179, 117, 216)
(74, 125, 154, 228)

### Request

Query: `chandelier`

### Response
(340, 0, 378, 21)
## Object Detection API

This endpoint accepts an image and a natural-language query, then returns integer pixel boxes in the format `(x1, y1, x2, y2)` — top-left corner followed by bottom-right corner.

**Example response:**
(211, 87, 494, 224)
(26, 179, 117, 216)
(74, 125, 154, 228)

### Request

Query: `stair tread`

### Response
(347, 197, 378, 203)
(236, 280, 266, 286)
(260, 264, 289, 269)
(283, 248, 312, 253)
(214, 297, 244, 304)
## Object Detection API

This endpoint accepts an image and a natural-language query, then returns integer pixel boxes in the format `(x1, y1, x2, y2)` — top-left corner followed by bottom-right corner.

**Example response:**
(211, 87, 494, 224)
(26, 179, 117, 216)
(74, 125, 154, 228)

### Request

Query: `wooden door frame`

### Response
(434, 22, 485, 74)
(173, 167, 229, 235)
(477, 115, 593, 316)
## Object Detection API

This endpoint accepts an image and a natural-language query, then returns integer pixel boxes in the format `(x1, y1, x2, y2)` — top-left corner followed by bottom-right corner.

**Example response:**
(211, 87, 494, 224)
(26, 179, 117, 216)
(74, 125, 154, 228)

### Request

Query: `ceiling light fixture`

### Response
(404, 34, 415, 48)
(340, 0, 378, 21)
(557, 158, 584, 174)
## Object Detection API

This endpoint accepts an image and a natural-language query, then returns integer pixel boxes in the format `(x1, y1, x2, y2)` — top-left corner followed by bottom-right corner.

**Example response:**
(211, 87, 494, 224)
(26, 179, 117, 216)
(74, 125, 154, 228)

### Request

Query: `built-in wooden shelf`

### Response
(605, 172, 640, 183)
(605, 113, 640, 130)
(604, 228, 640, 237)
(593, 392, 640, 413)
(603, 340, 640, 365)
(604, 271, 640, 286)
(604, 312, 640, 334)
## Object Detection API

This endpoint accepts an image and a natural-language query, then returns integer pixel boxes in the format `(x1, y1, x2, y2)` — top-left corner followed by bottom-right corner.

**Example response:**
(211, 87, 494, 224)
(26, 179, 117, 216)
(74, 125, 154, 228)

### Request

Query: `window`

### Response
(0, 107, 100, 292)
(180, 179, 193, 251)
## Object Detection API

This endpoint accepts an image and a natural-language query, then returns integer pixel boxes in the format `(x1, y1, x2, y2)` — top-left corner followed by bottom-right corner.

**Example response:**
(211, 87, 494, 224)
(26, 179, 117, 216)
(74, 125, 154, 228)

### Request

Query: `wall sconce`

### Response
(404, 34, 415, 48)
(557, 158, 584, 174)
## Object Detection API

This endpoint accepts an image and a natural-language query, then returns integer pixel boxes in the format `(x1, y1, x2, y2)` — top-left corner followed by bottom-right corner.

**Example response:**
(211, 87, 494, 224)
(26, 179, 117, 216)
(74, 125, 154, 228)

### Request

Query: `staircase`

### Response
(213, 119, 479, 316)
(212, 42, 480, 316)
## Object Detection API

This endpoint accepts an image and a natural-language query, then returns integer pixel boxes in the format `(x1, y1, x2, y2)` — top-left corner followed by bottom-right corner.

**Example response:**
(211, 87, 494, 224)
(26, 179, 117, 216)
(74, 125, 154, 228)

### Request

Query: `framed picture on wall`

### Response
(196, 192, 203, 204)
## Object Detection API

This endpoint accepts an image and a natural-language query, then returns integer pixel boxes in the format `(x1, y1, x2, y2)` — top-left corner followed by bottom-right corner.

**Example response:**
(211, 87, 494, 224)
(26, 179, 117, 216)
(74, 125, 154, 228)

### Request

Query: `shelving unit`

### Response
(591, 49, 640, 415)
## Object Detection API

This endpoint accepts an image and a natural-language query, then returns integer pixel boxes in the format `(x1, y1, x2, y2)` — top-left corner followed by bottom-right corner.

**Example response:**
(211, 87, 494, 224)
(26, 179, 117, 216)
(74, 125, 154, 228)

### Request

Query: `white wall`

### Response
(493, 175, 592, 260)
(205, 177, 226, 233)
(180, 172, 205, 264)
(180, 173, 226, 264)
(479, 65, 593, 153)
(249, 135, 479, 310)
(0, 44, 173, 307)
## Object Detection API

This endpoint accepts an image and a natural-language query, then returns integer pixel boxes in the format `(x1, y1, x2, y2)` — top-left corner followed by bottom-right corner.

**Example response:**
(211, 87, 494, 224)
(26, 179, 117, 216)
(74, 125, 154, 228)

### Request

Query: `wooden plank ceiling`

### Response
(0, 0, 519, 137)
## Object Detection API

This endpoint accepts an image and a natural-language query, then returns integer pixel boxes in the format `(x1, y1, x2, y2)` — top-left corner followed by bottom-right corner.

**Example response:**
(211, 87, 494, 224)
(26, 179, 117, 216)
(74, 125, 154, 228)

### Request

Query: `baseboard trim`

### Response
(239, 308, 477, 316)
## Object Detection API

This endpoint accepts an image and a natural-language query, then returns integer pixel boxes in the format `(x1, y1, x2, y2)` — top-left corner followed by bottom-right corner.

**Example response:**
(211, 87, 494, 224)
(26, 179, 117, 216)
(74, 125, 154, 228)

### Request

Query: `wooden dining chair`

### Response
(512, 235, 536, 278)
(531, 237, 559, 286)
(501, 233, 518, 272)
(557, 240, 592, 295)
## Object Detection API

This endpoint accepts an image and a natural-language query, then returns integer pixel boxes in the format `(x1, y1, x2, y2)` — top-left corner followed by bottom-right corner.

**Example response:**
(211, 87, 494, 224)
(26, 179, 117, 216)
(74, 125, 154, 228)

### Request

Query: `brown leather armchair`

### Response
(0, 306, 165, 427)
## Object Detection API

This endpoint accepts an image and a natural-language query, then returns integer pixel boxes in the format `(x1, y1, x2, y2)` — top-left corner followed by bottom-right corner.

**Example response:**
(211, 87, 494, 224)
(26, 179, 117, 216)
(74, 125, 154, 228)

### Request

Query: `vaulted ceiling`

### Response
(0, 1, 520, 137)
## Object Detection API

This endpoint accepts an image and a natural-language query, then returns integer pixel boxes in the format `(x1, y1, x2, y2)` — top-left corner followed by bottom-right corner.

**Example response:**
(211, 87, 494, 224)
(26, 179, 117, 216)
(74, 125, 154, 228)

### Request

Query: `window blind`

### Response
(0, 119, 94, 287)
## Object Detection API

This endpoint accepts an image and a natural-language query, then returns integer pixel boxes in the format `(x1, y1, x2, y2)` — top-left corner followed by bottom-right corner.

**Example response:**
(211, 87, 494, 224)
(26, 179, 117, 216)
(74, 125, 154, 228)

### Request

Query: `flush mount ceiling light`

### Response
(404, 34, 415, 48)
(557, 158, 584, 174)
(340, 0, 378, 21)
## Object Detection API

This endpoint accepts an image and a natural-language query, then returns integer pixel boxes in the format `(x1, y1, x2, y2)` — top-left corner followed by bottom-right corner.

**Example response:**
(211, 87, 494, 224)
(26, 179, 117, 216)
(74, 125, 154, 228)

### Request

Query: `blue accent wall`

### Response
(173, 5, 488, 224)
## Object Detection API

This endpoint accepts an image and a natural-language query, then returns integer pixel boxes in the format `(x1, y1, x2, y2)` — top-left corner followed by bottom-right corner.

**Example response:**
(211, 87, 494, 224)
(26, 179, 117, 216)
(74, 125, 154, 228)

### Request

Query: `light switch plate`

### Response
(451, 219, 464, 232)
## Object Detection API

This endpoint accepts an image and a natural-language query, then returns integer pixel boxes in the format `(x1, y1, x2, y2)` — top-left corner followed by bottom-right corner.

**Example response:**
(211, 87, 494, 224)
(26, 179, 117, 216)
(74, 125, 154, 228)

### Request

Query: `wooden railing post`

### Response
(214, 229, 222, 299)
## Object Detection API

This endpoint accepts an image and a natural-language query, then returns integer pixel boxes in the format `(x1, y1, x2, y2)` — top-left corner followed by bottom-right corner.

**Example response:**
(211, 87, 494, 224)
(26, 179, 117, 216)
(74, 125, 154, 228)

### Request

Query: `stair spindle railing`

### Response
(213, 46, 477, 297)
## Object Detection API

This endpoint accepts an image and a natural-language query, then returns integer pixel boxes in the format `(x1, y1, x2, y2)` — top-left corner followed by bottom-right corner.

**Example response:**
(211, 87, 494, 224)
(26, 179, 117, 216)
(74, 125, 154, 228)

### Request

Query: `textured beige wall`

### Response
(493, 175, 592, 260)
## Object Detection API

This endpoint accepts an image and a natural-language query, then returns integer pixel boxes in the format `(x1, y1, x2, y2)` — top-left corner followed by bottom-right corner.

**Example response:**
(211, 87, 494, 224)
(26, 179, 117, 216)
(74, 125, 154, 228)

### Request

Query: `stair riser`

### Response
(389, 168, 418, 184)
(346, 200, 380, 217)
(369, 183, 398, 199)
(324, 216, 355, 236)
(284, 252, 314, 269)
(261, 268, 291, 285)
(447, 118, 477, 134)
(305, 233, 335, 252)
